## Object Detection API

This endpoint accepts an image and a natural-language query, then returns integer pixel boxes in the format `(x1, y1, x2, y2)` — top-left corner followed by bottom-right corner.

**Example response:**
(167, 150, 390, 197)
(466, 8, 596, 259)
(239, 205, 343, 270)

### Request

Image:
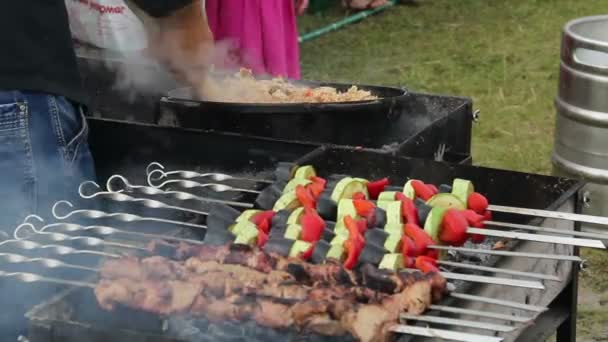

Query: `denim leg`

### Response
(0, 91, 96, 340)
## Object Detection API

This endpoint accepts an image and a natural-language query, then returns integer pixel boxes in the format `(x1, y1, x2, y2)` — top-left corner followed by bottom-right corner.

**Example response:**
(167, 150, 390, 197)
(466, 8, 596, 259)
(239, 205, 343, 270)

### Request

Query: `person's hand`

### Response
(130, 0, 214, 98)
(295, 0, 309, 16)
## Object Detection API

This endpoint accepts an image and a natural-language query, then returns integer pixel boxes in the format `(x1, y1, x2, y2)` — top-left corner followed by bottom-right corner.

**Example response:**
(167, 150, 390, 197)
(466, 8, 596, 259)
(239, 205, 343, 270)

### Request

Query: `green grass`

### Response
(299, 0, 604, 174)
(298, 1, 607, 339)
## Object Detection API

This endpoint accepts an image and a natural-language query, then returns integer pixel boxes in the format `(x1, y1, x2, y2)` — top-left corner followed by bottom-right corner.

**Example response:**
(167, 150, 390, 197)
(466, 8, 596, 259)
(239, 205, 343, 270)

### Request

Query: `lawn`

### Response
(298, 1, 607, 340)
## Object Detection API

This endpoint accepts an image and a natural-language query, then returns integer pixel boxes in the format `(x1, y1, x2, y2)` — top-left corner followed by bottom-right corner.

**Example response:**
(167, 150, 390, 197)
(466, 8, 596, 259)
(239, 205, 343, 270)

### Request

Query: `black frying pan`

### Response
(157, 81, 433, 148)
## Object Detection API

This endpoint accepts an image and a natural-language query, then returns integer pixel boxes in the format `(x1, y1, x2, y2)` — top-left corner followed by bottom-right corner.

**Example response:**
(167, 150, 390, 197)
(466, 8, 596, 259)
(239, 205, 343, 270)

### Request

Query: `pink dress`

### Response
(206, 0, 301, 79)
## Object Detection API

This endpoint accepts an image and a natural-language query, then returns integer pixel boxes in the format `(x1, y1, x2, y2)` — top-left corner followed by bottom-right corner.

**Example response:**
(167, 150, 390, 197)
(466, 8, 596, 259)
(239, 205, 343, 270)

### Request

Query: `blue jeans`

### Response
(0, 90, 96, 232)
(0, 90, 96, 339)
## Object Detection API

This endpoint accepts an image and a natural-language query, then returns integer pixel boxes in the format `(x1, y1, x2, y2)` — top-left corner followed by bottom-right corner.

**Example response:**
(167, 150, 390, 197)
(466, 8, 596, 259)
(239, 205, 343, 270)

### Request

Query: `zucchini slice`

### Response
(331, 178, 369, 202)
(234, 224, 259, 245)
(325, 244, 346, 262)
(230, 221, 258, 236)
(402, 180, 416, 199)
(289, 240, 312, 258)
(384, 233, 403, 253)
(378, 253, 404, 271)
(294, 165, 317, 180)
(283, 178, 312, 194)
(423, 207, 447, 241)
(273, 191, 301, 211)
(452, 179, 474, 206)
(426, 193, 466, 210)
(384, 223, 403, 235)
(287, 207, 305, 225)
(236, 209, 262, 223)
(377, 201, 402, 225)
(337, 199, 358, 221)
(378, 191, 398, 201)
(284, 224, 303, 240)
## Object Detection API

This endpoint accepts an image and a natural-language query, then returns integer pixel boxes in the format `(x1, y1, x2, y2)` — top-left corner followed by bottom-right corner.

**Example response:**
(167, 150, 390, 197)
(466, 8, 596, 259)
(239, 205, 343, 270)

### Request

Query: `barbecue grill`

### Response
(0, 138, 593, 342)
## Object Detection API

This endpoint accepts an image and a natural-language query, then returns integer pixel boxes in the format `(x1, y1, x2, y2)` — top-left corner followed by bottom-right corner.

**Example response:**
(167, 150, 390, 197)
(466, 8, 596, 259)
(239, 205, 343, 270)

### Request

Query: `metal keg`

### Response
(552, 15, 608, 231)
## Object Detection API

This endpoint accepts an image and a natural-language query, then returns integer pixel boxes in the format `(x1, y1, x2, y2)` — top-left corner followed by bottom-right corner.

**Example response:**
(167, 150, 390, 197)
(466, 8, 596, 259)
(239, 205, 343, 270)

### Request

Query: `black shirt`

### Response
(0, 0, 193, 106)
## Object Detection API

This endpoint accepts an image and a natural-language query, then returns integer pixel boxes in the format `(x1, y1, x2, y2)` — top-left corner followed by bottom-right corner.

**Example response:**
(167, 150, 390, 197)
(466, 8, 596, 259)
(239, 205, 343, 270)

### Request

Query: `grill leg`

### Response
(556, 274, 578, 342)
(557, 207, 581, 342)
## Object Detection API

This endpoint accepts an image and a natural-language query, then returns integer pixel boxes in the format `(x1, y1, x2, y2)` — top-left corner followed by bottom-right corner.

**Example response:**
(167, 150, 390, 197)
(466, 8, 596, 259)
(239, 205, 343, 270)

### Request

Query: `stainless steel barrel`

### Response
(552, 15, 608, 231)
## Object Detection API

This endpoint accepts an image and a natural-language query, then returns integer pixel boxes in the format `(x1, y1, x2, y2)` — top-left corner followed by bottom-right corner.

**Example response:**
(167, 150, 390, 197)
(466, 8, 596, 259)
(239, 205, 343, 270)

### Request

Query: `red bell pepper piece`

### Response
(395, 192, 407, 201)
(343, 216, 366, 270)
(411, 180, 435, 201)
(400, 197, 419, 225)
(468, 192, 489, 214)
(356, 218, 368, 234)
(251, 211, 275, 234)
(352, 192, 367, 200)
(483, 210, 492, 221)
(461, 209, 485, 243)
(366, 178, 390, 200)
(440, 209, 469, 246)
(427, 184, 439, 195)
(311, 176, 327, 187)
(403, 223, 436, 256)
(257, 230, 269, 248)
(300, 208, 326, 242)
(425, 249, 439, 260)
(308, 182, 325, 198)
(343, 239, 359, 270)
(353, 199, 376, 217)
(401, 235, 417, 257)
(296, 185, 316, 209)
(462, 209, 484, 227)
(344, 215, 366, 246)
(415, 256, 439, 273)
(404, 256, 416, 269)
(301, 243, 315, 260)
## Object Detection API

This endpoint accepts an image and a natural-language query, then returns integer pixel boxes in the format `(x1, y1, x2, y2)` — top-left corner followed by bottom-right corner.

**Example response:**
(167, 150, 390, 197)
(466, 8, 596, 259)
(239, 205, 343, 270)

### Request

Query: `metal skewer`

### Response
(79, 181, 210, 217)
(105, 175, 254, 209)
(488, 204, 608, 227)
(485, 220, 608, 240)
(437, 260, 562, 282)
(390, 325, 503, 342)
(0, 253, 98, 272)
(466, 227, 605, 249)
(146, 162, 272, 186)
(399, 314, 516, 332)
(12, 229, 147, 253)
(429, 245, 583, 262)
(428, 305, 534, 323)
(0, 239, 121, 259)
(52, 200, 208, 231)
(147, 179, 261, 195)
(14, 221, 204, 246)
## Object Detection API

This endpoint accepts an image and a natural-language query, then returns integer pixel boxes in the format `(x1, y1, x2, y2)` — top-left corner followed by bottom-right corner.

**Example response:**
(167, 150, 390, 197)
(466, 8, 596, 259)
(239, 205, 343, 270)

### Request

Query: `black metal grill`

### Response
(9, 138, 582, 342)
